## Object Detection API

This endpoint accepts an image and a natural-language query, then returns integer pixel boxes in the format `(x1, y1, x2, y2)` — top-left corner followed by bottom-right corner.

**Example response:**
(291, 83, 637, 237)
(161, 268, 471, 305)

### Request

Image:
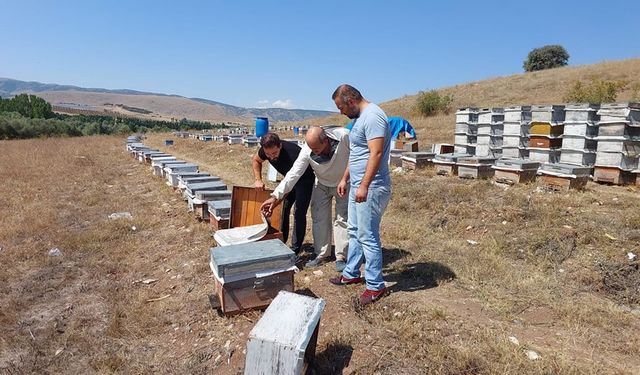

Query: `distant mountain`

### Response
(0, 78, 335, 123)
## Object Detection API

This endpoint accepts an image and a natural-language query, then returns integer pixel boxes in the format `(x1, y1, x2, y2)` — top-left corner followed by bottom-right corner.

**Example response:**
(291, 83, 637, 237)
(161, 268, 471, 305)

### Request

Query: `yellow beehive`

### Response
(529, 122, 564, 136)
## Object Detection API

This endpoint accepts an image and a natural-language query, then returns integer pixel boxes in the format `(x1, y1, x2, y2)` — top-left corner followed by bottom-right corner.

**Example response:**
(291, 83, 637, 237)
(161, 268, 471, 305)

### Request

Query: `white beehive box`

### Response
(529, 148, 560, 164)
(564, 103, 600, 123)
(559, 149, 596, 166)
(503, 122, 529, 136)
(455, 107, 479, 123)
(501, 147, 529, 159)
(595, 151, 639, 170)
(563, 123, 599, 137)
(504, 106, 532, 123)
(244, 291, 325, 375)
(561, 135, 597, 151)
(531, 105, 565, 124)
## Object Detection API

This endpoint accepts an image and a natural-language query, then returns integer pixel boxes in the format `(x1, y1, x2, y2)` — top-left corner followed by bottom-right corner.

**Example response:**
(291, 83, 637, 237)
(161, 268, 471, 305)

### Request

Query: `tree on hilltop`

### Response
(523, 45, 569, 72)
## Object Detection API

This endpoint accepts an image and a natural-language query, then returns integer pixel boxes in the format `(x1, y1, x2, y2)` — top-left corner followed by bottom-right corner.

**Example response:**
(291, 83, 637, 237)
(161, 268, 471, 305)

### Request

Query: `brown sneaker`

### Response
(329, 275, 364, 286)
(359, 287, 389, 305)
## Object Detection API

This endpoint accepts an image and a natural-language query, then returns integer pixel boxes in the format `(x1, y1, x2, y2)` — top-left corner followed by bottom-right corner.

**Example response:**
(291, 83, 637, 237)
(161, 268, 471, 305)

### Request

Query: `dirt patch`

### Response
(596, 260, 640, 306)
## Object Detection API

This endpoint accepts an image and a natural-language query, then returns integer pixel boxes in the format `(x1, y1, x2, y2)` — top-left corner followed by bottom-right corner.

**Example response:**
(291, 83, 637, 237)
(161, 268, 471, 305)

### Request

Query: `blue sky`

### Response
(1, 0, 638, 111)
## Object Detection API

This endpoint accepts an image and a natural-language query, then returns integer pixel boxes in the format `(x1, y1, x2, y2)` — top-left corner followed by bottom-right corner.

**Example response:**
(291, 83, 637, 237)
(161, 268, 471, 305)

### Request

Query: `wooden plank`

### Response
(539, 175, 588, 191)
(230, 186, 283, 234)
(493, 169, 537, 185)
(246, 189, 257, 227)
(593, 167, 633, 185)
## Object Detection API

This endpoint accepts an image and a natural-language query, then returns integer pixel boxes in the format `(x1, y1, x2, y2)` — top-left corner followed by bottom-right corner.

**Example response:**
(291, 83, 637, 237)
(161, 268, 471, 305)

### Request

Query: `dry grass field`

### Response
(2, 59, 640, 374)
(2, 132, 638, 374)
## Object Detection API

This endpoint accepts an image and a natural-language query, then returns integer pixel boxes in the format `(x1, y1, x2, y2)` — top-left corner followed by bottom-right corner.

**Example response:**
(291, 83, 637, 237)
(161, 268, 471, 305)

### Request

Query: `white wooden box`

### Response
(503, 122, 529, 136)
(504, 106, 532, 123)
(245, 291, 325, 375)
(595, 151, 639, 170)
(564, 103, 599, 123)
(561, 135, 597, 151)
(528, 148, 560, 164)
(531, 105, 565, 123)
(563, 122, 599, 137)
(559, 149, 596, 166)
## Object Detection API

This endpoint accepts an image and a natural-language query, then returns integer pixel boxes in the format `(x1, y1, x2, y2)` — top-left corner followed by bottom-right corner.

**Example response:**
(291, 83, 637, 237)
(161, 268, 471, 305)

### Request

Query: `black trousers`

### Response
(280, 179, 313, 254)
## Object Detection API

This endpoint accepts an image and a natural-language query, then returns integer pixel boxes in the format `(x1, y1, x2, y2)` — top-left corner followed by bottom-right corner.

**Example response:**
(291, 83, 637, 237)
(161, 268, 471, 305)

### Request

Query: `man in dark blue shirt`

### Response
(252, 132, 314, 254)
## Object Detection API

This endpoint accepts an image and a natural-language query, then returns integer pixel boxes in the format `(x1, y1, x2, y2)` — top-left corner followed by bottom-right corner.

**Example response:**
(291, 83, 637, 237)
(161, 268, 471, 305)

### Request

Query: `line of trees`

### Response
(0, 94, 227, 140)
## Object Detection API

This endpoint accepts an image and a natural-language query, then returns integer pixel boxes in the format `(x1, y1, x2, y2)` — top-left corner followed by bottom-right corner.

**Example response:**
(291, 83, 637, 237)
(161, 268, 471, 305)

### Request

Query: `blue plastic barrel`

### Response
(293, 127, 299, 135)
(255, 117, 269, 137)
(164, 139, 174, 146)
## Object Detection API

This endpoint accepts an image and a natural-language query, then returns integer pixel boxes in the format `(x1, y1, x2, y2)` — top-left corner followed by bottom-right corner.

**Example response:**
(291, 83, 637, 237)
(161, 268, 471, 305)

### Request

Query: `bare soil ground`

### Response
(1, 133, 639, 374)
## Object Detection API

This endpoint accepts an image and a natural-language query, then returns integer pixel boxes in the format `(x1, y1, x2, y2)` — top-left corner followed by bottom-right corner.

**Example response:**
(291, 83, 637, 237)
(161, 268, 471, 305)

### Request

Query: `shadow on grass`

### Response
(312, 343, 354, 375)
(382, 247, 412, 267)
(385, 261, 456, 293)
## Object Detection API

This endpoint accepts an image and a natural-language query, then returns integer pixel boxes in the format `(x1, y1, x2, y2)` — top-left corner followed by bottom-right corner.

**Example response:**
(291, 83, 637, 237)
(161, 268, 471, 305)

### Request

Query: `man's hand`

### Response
(260, 197, 277, 217)
(355, 184, 369, 203)
(254, 179, 265, 190)
(337, 178, 348, 198)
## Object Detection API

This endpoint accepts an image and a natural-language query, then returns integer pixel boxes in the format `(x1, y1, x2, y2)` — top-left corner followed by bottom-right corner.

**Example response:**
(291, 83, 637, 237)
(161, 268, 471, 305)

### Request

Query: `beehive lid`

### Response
(155, 159, 186, 167)
(539, 163, 592, 177)
(165, 163, 198, 171)
(456, 107, 479, 114)
(208, 199, 232, 217)
(209, 239, 295, 278)
(504, 105, 532, 112)
(434, 153, 470, 163)
(600, 102, 640, 110)
(457, 156, 496, 165)
(531, 105, 565, 112)
(196, 190, 232, 200)
(401, 152, 435, 161)
(494, 159, 540, 170)
(565, 103, 600, 111)
(186, 181, 227, 194)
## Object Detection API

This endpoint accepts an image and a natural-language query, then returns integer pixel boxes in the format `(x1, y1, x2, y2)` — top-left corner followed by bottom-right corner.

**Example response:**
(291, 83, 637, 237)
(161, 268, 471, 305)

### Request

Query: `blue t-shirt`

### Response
(348, 103, 391, 188)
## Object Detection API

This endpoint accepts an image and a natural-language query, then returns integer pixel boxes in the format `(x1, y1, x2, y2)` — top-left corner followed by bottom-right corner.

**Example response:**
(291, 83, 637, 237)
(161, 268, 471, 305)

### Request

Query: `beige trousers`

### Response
(311, 181, 349, 261)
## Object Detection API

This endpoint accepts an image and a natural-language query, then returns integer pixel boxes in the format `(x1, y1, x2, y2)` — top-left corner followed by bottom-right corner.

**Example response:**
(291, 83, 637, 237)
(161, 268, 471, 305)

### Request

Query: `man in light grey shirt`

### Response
(261, 126, 350, 271)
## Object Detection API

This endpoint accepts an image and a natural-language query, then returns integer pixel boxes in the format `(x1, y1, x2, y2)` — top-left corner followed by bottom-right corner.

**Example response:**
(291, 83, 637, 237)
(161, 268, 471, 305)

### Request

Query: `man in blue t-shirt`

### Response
(329, 84, 392, 306)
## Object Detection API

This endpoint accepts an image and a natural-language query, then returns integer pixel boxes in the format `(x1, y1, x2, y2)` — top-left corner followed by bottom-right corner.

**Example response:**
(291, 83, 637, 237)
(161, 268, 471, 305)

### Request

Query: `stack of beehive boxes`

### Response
(454, 107, 478, 155)
(535, 104, 599, 190)
(528, 105, 565, 164)
(502, 106, 531, 159)
(559, 103, 599, 166)
(594, 102, 640, 184)
(475, 107, 504, 158)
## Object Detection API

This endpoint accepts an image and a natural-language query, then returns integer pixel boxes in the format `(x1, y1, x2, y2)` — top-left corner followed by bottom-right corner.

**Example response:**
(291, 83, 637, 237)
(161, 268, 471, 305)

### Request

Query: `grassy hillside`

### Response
(305, 58, 640, 144)
(0, 78, 335, 124)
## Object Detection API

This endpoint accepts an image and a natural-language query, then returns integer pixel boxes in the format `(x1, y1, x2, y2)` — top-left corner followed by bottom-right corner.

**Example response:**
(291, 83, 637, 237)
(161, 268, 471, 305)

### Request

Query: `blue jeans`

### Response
(342, 184, 391, 291)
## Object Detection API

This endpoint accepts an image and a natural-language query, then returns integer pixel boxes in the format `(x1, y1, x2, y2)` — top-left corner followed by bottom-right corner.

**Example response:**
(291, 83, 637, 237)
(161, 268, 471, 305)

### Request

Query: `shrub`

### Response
(416, 90, 453, 117)
(563, 78, 627, 103)
(523, 45, 569, 72)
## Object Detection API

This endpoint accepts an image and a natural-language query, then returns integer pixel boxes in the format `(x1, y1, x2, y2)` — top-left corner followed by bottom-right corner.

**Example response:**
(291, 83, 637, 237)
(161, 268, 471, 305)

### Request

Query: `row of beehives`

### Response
(453, 103, 640, 170)
(125, 136, 306, 314)
(395, 148, 640, 190)
(125, 135, 326, 374)
(125, 137, 234, 228)
(172, 131, 261, 146)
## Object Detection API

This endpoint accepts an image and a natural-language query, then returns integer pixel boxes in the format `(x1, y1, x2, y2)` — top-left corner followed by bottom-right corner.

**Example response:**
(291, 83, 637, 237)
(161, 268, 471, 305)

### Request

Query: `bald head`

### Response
(305, 127, 326, 147)
(305, 127, 329, 156)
